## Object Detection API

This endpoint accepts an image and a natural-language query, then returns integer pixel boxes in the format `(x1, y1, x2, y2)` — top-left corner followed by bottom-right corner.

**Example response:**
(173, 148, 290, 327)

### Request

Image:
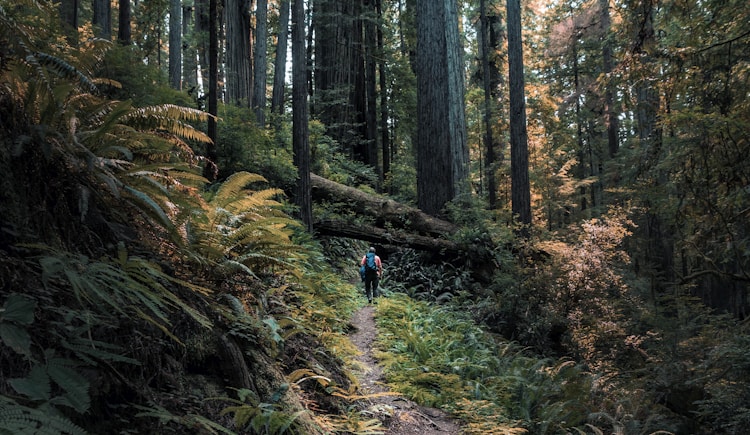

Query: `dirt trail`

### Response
(349, 304, 462, 434)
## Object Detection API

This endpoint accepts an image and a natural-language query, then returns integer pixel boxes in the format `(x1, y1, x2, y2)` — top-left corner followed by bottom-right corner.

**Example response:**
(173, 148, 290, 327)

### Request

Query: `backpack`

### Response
(360, 252, 377, 281)
(364, 252, 378, 272)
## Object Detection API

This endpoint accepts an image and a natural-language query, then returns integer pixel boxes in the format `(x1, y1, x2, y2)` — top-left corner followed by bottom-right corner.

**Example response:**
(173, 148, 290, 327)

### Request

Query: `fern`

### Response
(133, 404, 235, 434)
(35, 244, 211, 337)
(210, 388, 305, 435)
(0, 397, 88, 435)
(191, 172, 304, 276)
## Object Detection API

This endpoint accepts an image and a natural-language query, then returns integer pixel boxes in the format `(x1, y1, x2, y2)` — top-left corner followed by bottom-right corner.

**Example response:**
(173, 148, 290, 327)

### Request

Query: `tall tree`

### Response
(195, 0, 210, 90)
(478, 0, 504, 210)
(253, 0, 268, 126)
(182, 1, 198, 91)
(376, 0, 391, 183)
(292, 0, 312, 231)
(59, 0, 79, 43)
(225, 0, 252, 105)
(203, 0, 218, 181)
(600, 0, 618, 158)
(93, 0, 111, 39)
(313, 1, 371, 164)
(118, 0, 131, 45)
(506, 0, 531, 228)
(169, 0, 182, 89)
(364, 0, 379, 178)
(415, 0, 469, 217)
(271, 0, 290, 116)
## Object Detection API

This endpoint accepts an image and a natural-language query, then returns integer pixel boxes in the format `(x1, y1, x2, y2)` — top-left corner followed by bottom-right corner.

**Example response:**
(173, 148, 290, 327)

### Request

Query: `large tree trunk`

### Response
(314, 220, 462, 254)
(310, 174, 458, 237)
(415, 0, 469, 217)
(313, 0, 368, 162)
(507, 0, 531, 230)
(225, 0, 252, 106)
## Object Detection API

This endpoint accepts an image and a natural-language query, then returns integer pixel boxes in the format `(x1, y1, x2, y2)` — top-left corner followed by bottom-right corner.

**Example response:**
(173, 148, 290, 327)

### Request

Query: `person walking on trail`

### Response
(360, 247, 383, 304)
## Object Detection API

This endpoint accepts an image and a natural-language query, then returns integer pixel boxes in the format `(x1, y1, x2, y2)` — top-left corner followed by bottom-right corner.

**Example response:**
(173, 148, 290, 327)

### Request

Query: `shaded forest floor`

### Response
(348, 304, 462, 434)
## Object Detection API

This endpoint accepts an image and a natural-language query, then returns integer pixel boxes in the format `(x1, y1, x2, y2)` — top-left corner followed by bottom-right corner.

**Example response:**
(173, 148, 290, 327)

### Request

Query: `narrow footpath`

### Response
(348, 304, 462, 434)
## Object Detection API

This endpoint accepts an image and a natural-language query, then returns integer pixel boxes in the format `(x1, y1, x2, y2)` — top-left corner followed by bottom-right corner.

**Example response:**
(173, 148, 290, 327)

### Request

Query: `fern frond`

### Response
(35, 52, 98, 94)
(122, 104, 214, 144)
(122, 185, 174, 230)
(0, 396, 88, 435)
(211, 172, 269, 208)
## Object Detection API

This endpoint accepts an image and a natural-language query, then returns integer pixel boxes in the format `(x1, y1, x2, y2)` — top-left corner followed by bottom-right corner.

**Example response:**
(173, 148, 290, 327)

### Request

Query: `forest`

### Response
(0, 0, 748, 434)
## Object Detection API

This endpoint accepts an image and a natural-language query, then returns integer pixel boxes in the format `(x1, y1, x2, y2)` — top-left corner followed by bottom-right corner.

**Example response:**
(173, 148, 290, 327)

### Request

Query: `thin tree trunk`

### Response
(292, 0, 312, 231)
(376, 0, 390, 185)
(253, 0, 268, 126)
(203, 0, 218, 181)
(169, 0, 182, 89)
(183, 2, 198, 91)
(600, 0, 619, 158)
(479, 0, 497, 209)
(364, 0, 379, 180)
(195, 0, 210, 96)
(271, 0, 290, 116)
(507, 0, 531, 229)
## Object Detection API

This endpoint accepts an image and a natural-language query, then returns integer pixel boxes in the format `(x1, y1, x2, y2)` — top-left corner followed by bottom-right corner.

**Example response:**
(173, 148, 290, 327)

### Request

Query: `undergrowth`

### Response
(373, 293, 591, 434)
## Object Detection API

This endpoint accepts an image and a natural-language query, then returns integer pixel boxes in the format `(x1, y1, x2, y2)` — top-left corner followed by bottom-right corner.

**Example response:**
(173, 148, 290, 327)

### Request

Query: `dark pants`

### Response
(364, 271, 379, 301)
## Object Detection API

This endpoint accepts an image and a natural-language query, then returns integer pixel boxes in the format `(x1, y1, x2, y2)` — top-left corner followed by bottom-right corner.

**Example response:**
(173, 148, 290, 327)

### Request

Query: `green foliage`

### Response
(215, 104, 297, 190)
(0, 396, 87, 435)
(374, 294, 591, 433)
(134, 404, 236, 435)
(36, 244, 211, 337)
(190, 171, 303, 277)
(214, 387, 305, 434)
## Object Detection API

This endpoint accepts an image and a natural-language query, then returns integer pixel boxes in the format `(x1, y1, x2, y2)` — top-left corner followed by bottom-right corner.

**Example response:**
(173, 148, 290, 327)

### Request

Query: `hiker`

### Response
(360, 247, 383, 303)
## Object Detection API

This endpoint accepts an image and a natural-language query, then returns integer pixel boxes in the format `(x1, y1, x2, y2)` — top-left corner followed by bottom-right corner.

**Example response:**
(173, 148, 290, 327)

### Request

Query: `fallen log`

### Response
(314, 219, 463, 254)
(310, 173, 458, 237)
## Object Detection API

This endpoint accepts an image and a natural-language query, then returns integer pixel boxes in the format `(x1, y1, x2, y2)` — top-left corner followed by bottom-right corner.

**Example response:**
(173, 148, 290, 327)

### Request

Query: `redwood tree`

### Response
(292, 0, 312, 231)
(415, 0, 469, 217)
(506, 0, 531, 228)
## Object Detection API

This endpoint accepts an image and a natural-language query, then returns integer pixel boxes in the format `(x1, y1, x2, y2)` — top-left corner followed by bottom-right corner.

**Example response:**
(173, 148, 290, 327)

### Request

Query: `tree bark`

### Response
(415, 0, 469, 217)
(271, 0, 290, 116)
(506, 0, 531, 230)
(60, 0, 79, 43)
(182, 2, 198, 91)
(310, 173, 458, 236)
(292, 0, 312, 231)
(253, 0, 268, 126)
(203, 0, 218, 181)
(118, 0, 131, 45)
(169, 0, 182, 89)
(314, 220, 462, 254)
(225, 0, 252, 106)
(93, 0, 111, 40)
